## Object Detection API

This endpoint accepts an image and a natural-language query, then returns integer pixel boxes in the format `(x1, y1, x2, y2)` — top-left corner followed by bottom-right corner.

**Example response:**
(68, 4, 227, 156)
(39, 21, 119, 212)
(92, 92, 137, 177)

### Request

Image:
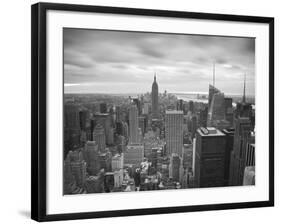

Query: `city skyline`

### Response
(64, 29, 255, 95)
(63, 76, 256, 193)
(63, 28, 256, 195)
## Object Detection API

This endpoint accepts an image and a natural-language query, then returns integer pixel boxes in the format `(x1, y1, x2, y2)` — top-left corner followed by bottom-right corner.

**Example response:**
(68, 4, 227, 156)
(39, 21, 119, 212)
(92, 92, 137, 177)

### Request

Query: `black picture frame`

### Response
(31, 2, 274, 222)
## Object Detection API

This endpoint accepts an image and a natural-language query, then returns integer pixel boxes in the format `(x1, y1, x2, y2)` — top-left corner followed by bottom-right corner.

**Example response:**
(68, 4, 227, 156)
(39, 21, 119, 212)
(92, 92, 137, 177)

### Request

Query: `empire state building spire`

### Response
(151, 73, 159, 119)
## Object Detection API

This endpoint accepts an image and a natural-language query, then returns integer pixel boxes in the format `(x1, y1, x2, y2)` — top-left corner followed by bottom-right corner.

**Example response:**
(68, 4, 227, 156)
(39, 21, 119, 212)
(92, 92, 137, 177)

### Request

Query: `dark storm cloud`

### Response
(139, 45, 166, 58)
(64, 28, 255, 95)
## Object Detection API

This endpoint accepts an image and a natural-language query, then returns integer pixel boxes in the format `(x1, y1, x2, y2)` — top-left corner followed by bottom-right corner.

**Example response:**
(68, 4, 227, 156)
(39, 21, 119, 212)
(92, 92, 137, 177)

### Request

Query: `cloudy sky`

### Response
(64, 28, 255, 96)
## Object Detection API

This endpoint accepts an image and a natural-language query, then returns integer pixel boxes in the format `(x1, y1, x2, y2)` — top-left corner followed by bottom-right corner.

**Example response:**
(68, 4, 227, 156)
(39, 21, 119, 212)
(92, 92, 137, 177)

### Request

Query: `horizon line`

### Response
(64, 92, 256, 97)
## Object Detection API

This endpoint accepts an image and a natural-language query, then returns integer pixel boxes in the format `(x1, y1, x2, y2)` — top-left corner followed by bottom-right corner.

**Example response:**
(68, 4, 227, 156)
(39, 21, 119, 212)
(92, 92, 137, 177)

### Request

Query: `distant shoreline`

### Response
(64, 92, 255, 98)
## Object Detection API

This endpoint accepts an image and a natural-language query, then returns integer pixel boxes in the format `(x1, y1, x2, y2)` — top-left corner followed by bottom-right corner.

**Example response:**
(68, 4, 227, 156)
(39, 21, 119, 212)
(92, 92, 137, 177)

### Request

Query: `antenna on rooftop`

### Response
(213, 61, 216, 87)
(242, 73, 246, 103)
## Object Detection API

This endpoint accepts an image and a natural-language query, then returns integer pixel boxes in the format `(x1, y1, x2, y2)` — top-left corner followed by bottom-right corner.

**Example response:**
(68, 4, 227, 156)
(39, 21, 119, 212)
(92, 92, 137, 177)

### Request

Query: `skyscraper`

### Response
(93, 113, 112, 144)
(83, 141, 100, 176)
(64, 103, 81, 156)
(100, 103, 107, 113)
(151, 74, 159, 119)
(143, 102, 149, 115)
(228, 117, 252, 186)
(169, 153, 183, 182)
(221, 128, 235, 185)
(165, 110, 184, 156)
(229, 79, 255, 186)
(199, 106, 208, 128)
(177, 99, 184, 111)
(92, 124, 106, 152)
(138, 116, 145, 136)
(188, 101, 194, 114)
(208, 84, 220, 108)
(132, 98, 142, 115)
(190, 115, 198, 139)
(115, 106, 122, 123)
(194, 127, 226, 187)
(65, 150, 87, 188)
(207, 85, 231, 130)
(182, 143, 193, 172)
(208, 92, 226, 124)
(224, 97, 234, 127)
(234, 74, 253, 120)
(245, 143, 255, 167)
(99, 150, 112, 172)
(129, 105, 139, 144)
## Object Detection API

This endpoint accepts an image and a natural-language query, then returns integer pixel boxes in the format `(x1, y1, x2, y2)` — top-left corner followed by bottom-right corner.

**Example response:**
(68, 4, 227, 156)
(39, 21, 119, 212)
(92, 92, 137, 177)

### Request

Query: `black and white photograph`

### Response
(0, 0, 277, 223)
(63, 28, 256, 195)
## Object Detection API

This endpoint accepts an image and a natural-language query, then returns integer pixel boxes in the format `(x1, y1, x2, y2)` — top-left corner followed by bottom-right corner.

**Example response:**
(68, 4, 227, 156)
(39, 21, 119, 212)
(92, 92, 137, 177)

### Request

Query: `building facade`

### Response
(83, 141, 100, 176)
(221, 128, 234, 186)
(194, 127, 226, 187)
(92, 124, 106, 152)
(165, 110, 184, 156)
(124, 144, 144, 166)
(229, 117, 253, 186)
(129, 105, 139, 144)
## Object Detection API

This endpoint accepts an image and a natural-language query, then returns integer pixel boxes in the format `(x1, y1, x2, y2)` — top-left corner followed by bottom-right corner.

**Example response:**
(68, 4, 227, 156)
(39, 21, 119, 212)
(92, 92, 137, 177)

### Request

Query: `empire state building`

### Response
(151, 74, 159, 118)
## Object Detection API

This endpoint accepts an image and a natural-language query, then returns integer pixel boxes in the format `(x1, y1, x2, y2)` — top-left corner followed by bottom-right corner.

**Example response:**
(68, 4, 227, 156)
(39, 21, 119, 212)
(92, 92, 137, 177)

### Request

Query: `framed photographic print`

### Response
(31, 2, 274, 222)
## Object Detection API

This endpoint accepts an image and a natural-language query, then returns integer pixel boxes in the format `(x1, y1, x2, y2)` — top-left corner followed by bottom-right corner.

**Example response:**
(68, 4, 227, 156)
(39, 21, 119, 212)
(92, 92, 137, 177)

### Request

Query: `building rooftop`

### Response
(94, 112, 109, 116)
(197, 127, 225, 136)
(87, 176, 99, 181)
(165, 110, 183, 114)
(86, 141, 97, 146)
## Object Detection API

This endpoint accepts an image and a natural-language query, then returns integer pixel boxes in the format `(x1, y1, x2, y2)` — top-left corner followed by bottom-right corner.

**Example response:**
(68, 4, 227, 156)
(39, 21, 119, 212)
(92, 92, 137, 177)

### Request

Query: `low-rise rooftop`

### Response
(197, 127, 225, 136)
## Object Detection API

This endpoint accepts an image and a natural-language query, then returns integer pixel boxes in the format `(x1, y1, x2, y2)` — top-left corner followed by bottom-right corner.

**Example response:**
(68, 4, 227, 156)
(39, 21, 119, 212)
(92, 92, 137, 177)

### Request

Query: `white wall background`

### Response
(0, 0, 280, 223)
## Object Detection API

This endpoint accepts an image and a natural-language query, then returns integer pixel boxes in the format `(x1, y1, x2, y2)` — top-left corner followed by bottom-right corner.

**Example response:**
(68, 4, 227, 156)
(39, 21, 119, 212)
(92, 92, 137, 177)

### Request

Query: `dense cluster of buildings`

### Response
(63, 73, 255, 195)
